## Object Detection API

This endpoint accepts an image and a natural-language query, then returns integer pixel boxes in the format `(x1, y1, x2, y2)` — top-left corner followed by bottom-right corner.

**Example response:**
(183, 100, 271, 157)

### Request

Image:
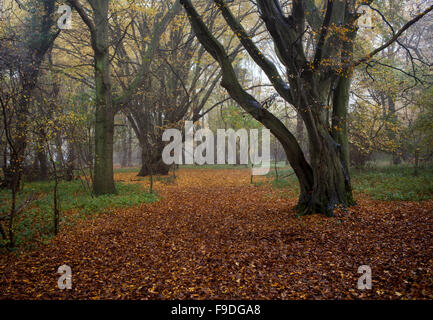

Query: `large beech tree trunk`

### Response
(138, 157, 170, 176)
(92, 1, 116, 195)
(302, 116, 354, 215)
(332, 76, 351, 171)
(180, 0, 355, 216)
(287, 80, 354, 215)
(69, 0, 180, 195)
(138, 141, 170, 177)
(181, 0, 432, 215)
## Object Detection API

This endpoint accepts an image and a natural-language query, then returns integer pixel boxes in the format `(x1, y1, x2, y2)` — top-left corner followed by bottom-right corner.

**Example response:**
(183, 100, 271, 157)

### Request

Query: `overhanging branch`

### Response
(353, 4, 433, 67)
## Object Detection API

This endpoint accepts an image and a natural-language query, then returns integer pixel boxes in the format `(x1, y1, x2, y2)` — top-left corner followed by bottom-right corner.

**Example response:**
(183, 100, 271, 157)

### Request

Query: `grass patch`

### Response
(266, 165, 433, 201)
(266, 168, 299, 190)
(0, 180, 157, 250)
(352, 166, 433, 201)
(180, 164, 250, 170)
(253, 181, 266, 187)
(271, 179, 292, 189)
(113, 167, 142, 173)
(180, 162, 290, 170)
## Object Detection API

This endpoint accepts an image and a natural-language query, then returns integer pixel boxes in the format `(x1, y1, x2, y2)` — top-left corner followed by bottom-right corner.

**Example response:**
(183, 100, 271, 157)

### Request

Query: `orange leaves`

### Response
(1, 169, 433, 299)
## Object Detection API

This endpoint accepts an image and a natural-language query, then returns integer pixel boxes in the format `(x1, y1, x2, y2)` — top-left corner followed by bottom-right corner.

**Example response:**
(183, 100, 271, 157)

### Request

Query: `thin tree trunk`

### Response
(65, 142, 76, 181)
(127, 128, 133, 167)
(387, 95, 401, 165)
(8, 183, 17, 247)
(46, 142, 60, 235)
(414, 150, 419, 176)
(36, 147, 49, 181)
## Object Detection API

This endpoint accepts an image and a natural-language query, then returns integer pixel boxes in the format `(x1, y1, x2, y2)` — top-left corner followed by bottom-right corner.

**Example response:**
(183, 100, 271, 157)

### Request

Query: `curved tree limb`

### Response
(353, 4, 433, 67)
(180, 0, 314, 190)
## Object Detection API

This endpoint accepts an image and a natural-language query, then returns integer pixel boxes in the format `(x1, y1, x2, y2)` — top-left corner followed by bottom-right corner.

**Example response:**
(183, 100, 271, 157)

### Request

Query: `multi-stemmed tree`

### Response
(179, 0, 433, 215)
(67, 0, 181, 194)
(120, 1, 260, 176)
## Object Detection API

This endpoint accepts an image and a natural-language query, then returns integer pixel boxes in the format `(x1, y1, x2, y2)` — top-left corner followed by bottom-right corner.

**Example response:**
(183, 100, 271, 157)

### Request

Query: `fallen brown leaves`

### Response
(1, 169, 432, 299)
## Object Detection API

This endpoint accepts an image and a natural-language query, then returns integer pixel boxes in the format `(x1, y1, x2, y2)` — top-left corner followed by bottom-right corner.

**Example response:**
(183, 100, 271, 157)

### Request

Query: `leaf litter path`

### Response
(1, 169, 432, 299)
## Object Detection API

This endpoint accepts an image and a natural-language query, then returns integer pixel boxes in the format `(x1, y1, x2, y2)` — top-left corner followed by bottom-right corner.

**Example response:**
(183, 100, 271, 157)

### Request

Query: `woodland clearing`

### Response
(1, 168, 432, 300)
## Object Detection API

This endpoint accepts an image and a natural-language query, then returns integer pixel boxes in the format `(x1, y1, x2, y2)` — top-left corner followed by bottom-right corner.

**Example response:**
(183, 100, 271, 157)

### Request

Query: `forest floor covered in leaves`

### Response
(1, 169, 432, 299)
